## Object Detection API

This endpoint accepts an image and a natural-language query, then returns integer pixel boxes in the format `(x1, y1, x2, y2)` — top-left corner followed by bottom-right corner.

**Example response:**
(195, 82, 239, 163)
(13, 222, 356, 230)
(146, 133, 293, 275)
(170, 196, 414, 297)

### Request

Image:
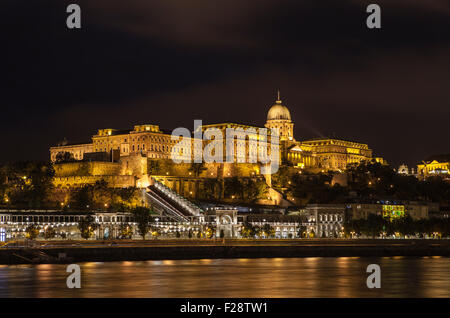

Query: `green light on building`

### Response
(382, 205, 405, 220)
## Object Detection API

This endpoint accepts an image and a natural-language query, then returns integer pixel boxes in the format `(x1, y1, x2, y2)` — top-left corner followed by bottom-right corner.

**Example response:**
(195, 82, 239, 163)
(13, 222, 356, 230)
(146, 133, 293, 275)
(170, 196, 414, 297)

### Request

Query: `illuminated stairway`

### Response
(146, 178, 203, 222)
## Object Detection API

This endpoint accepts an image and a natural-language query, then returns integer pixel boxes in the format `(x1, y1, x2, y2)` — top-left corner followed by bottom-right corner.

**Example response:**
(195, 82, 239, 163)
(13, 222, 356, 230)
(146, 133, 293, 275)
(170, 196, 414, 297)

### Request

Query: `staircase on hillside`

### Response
(146, 178, 203, 222)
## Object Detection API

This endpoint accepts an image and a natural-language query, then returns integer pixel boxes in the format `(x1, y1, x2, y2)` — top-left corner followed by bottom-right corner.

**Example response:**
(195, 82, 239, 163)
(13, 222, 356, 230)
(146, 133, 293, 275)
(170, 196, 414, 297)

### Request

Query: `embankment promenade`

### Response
(1, 239, 449, 265)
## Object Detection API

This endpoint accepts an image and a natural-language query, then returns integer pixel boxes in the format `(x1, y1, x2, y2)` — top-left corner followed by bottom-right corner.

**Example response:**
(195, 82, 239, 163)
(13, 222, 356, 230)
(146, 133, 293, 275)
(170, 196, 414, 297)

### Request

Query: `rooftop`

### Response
(421, 154, 450, 164)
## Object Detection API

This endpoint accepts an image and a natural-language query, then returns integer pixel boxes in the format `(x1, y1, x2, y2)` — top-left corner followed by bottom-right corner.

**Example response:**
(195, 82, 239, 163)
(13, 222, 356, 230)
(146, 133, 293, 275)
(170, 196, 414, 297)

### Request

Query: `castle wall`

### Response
(146, 159, 261, 179)
(53, 162, 133, 188)
(120, 155, 148, 176)
(53, 175, 135, 188)
(54, 162, 122, 177)
(50, 143, 93, 162)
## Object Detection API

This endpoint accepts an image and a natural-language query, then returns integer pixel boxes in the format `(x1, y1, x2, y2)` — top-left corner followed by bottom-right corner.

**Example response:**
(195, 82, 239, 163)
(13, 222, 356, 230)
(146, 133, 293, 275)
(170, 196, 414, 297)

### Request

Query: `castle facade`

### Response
(50, 95, 376, 192)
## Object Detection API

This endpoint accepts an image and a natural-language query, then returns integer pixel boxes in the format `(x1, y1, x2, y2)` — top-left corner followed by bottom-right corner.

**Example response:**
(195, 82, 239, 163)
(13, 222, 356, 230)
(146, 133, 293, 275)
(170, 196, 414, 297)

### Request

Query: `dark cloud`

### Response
(1, 0, 449, 167)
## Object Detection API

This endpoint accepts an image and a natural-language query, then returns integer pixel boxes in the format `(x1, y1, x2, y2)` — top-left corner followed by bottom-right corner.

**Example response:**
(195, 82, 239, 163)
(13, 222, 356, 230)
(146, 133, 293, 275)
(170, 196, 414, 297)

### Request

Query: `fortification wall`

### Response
(120, 155, 147, 176)
(53, 175, 135, 188)
(147, 159, 261, 178)
(54, 162, 121, 177)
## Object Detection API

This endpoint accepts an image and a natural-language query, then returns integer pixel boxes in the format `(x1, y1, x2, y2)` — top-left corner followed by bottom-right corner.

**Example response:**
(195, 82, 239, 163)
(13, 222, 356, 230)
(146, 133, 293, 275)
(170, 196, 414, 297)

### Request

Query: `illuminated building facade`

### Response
(382, 205, 405, 220)
(417, 154, 450, 179)
(0, 211, 205, 241)
(50, 94, 376, 189)
(265, 93, 374, 171)
(305, 204, 345, 238)
(295, 138, 373, 171)
(347, 202, 428, 221)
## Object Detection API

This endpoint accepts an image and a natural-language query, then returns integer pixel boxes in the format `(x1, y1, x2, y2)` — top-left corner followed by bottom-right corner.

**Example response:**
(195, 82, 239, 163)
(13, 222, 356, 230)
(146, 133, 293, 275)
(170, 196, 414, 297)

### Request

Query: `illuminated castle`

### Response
(264, 92, 374, 171)
(50, 93, 377, 192)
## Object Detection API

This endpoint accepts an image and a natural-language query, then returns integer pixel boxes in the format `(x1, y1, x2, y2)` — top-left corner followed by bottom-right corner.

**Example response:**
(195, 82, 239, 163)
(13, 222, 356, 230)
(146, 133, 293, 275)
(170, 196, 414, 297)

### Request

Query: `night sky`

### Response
(2, 0, 450, 167)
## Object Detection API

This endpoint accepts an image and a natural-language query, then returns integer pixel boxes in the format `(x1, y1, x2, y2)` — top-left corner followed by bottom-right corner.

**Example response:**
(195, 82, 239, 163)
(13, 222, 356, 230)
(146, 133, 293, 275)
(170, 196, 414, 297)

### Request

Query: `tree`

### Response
(363, 214, 385, 238)
(71, 185, 93, 210)
(55, 152, 76, 163)
(394, 216, 416, 238)
(92, 180, 111, 209)
(151, 228, 161, 239)
(78, 215, 98, 239)
(44, 226, 56, 239)
(118, 223, 133, 239)
(297, 224, 307, 238)
(189, 162, 207, 177)
(25, 225, 40, 240)
(345, 160, 450, 205)
(244, 178, 269, 201)
(28, 163, 55, 208)
(253, 226, 261, 238)
(224, 177, 243, 199)
(132, 207, 152, 240)
(290, 172, 342, 204)
(415, 219, 429, 238)
(0, 165, 9, 204)
(204, 226, 215, 239)
(113, 187, 140, 211)
(272, 166, 291, 189)
(2, 162, 55, 208)
(241, 222, 256, 238)
(261, 224, 275, 238)
(203, 178, 222, 200)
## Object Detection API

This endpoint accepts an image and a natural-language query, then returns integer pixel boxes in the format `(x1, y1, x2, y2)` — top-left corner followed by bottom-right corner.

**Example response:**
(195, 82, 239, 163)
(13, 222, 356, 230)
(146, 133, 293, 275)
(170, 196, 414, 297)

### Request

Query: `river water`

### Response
(0, 257, 449, 297)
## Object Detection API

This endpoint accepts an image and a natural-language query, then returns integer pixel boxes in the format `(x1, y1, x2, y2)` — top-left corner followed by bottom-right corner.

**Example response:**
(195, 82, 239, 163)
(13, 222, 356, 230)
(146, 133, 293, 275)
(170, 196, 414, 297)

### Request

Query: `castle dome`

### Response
(267, 93, 291, 121)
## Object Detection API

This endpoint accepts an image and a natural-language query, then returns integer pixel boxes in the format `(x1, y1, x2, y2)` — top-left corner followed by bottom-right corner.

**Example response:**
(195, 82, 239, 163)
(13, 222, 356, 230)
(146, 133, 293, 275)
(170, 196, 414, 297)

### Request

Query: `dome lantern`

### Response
(267, 91, 291, 121)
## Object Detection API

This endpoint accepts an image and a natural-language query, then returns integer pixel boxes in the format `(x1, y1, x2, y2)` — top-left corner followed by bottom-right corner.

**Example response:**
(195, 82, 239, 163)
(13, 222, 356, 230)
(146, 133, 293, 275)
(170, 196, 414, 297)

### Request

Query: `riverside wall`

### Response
(1, 239, 449, 264)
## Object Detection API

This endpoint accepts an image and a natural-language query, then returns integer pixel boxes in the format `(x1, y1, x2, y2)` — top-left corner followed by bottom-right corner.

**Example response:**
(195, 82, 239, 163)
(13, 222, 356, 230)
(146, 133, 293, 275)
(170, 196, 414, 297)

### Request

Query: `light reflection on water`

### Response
(0, 257, 449, 298)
